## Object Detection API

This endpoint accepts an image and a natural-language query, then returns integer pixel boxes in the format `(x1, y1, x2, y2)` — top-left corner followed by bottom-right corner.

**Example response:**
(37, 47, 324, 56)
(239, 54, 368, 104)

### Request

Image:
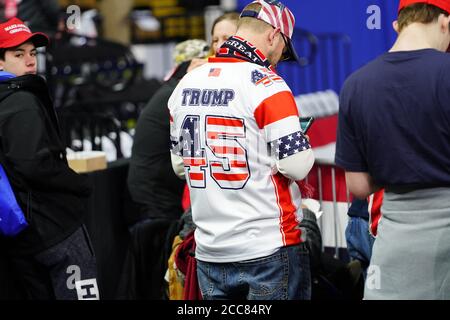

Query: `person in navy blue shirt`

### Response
(336, 0, 450, 299)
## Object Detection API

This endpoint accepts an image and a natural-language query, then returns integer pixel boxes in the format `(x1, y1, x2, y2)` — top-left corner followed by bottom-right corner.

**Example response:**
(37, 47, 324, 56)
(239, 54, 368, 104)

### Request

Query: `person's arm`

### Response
(167, 60, 210, 180)
(277, 145, 314, 181)
(171, 152, 185, 179)
(335, 77, 376, 198)
(254, 89, 315, 180)
(169, 91, 186, 179)
(345, 171, 380, 199)
(1, 94, 91, 196)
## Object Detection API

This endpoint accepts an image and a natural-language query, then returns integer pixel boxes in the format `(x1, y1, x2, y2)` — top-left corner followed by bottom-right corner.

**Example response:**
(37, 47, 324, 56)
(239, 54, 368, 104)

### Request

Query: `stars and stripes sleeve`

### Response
(168, 89, 182, 157)
(269, 131, 311, 160)
(253, 90, 312, 156)
(169, 100, 185, 179)
(169, 111, 180, 155)
(253, 89, 314, 180)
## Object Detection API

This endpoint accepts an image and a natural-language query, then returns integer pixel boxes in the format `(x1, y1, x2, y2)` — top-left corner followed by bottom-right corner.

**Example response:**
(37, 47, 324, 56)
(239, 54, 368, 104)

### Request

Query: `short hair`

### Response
(0, 49, 5, 60)
(211, 12, 240, 36)
(237, 3, 272, 34)
(398, 3, 449, 32)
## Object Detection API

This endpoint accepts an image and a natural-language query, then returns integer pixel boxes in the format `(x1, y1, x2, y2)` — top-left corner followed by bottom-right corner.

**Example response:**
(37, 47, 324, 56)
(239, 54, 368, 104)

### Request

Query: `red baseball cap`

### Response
(0, 18, 49, 49)
(240, 0, 300, 63)
(398, 0, 450, 14)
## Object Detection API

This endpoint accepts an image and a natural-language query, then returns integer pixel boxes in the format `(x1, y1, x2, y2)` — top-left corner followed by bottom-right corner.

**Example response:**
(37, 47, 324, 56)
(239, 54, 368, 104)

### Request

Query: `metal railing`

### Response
(307, 156, 351, 259)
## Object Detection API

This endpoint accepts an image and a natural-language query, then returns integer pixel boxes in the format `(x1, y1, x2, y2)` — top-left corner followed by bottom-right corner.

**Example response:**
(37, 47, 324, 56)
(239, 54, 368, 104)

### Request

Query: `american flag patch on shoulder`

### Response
(251, 68, 284, 87)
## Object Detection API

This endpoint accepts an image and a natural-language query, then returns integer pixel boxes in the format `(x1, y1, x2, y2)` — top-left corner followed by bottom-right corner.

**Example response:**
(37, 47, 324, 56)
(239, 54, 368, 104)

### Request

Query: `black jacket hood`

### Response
(0, 74, 60, 134)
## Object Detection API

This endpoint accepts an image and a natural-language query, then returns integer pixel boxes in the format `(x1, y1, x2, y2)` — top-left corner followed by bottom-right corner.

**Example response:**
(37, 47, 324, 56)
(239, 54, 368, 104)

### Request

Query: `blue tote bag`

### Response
(0, 164, 28, 236)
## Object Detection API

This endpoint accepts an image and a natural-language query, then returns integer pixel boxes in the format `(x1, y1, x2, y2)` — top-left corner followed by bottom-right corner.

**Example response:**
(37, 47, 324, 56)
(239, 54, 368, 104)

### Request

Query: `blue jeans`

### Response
(345, 216, 375, 273)
(196, 243, 311, 300)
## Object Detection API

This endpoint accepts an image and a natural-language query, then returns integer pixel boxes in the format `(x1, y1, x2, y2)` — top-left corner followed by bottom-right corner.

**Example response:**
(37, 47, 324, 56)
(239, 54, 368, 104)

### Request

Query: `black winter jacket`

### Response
(0, 74, 91, 255)
(126, 63, 189, 224)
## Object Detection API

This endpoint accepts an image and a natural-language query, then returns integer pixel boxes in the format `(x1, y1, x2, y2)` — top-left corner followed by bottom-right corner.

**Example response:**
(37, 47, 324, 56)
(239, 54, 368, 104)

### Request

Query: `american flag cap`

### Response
(240, 0, 299, 63)
(398, 0, 450, 14)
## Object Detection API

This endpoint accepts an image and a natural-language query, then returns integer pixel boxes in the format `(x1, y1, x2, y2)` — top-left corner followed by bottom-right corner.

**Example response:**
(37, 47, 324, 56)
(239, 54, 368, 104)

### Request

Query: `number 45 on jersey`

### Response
(172, 115, 251, 190)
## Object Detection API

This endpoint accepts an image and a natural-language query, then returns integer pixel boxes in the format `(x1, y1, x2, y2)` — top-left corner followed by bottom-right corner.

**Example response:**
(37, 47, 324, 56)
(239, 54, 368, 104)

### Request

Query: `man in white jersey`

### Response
(169, 0, 315, 300)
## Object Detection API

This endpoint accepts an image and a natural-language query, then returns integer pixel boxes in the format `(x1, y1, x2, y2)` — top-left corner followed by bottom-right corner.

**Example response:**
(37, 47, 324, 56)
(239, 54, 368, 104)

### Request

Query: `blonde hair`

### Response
(209, 12, 240, 56)
(211, 12, 240, 36)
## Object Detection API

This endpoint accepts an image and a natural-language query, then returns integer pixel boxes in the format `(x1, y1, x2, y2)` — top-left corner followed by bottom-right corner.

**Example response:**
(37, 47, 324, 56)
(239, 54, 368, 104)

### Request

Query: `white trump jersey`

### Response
(169, 56, 312, 262)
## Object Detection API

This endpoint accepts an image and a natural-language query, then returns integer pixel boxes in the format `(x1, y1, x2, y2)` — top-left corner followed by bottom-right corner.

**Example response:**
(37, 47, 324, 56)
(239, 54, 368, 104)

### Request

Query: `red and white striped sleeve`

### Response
(250, 78, 314, 180)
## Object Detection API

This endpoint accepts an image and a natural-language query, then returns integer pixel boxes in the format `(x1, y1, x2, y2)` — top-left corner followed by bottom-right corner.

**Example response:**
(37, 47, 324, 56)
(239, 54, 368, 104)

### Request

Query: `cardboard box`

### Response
(67, 151, 107, 173)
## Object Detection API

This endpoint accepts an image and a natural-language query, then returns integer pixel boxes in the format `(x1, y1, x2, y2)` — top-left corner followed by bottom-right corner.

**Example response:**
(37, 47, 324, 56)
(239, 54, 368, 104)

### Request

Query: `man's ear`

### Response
(438, 13, 450, 33)
(392, 20, 399, 33)
(268, 27, 280, 47)
(0, 59, 5, 71)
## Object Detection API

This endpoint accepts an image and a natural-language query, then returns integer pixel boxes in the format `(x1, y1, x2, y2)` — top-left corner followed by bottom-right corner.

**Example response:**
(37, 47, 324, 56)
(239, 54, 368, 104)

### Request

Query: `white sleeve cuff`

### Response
(276, 149, 315, 181)
(171, 153, 185, 179)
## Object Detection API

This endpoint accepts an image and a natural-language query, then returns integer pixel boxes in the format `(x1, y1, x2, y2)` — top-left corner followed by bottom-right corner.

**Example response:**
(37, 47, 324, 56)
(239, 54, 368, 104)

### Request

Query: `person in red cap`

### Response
(169, 0, 314, 300)
(335, 0, 450, 299)
(0, 18, 99, 300)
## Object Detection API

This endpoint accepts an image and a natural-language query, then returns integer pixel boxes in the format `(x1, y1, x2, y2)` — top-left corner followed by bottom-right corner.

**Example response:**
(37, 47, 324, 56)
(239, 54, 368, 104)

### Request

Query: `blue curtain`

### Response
(237, 0, 399, 95)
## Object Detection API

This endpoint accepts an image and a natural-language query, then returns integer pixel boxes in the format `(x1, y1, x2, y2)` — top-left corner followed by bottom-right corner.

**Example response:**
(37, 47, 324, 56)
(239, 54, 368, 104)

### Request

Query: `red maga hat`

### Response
(0, 17, 48, 49)
(398, 0, 450, 14)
